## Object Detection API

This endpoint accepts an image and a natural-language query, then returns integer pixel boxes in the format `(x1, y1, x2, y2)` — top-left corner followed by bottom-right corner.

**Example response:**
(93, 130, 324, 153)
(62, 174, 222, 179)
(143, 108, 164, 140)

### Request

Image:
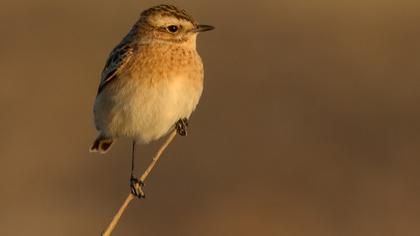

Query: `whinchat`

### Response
(89, 5, 213, 197)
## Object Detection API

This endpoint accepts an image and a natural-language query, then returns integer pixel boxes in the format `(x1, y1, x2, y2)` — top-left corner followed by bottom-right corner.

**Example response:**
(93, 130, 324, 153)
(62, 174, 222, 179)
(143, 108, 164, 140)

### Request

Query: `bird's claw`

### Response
(175, 118, 188, 136)
(130, 175, 145, 199)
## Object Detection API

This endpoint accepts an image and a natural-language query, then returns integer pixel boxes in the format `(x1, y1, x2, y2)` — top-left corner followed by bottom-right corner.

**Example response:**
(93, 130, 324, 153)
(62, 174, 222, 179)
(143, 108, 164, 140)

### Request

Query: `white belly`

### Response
(94, 74, 203, 143)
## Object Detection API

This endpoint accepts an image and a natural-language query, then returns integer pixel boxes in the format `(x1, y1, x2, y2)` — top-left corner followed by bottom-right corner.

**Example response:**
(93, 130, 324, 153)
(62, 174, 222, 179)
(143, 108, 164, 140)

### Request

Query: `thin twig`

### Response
(102, 130, 177, 236)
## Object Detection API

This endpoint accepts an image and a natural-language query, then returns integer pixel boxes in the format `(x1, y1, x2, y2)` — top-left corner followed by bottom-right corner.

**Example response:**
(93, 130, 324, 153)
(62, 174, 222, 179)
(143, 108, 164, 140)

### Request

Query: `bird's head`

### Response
(137, 5, 214, 46)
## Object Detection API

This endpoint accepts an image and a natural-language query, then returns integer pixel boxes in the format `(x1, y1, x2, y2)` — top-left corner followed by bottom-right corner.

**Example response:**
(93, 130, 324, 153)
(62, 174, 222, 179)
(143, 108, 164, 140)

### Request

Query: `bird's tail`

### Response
(89, 134, 115, 154)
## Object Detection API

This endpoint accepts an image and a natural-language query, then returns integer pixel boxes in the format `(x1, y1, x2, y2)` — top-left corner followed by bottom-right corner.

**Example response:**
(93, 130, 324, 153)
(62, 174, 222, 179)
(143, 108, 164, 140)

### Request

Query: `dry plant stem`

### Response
(102, 130, 178, 236)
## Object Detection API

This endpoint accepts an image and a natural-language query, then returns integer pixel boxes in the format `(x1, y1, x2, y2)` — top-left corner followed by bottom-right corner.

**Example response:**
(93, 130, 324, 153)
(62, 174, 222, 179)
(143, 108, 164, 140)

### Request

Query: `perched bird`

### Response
(89, 4, 214, 197)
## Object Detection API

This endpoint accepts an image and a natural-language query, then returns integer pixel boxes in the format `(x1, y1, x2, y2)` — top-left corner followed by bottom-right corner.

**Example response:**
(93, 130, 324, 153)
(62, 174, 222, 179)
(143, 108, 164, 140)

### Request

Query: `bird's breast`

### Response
(95, 43, 204, 143)
(131, 43, 204, 84)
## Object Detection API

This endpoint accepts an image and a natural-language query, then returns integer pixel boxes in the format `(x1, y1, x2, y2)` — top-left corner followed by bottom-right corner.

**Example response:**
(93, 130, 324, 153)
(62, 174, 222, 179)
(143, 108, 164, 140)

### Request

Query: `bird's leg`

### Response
(175, 118, 189, 136)
(130, 140, 145, 198)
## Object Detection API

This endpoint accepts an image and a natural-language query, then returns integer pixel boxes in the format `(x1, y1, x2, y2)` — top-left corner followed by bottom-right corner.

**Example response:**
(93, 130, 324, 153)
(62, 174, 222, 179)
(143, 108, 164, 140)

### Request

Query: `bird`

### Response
(89, 4, 214, 198)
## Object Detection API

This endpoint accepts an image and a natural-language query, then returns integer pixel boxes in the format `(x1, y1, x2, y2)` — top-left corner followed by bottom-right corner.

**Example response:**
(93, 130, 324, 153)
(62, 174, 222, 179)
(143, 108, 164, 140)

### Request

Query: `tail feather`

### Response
(90, 135, 115, 154)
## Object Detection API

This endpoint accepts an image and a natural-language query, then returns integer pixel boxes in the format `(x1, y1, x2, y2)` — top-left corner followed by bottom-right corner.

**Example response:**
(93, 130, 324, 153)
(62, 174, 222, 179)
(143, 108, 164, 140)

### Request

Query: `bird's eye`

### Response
(167, 25, 178, 33)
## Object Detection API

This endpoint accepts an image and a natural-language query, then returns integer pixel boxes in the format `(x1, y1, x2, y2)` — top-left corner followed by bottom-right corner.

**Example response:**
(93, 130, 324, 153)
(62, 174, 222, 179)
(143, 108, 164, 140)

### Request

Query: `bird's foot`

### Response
(175, 118, 188, 136)
(130, 175, 145, 199)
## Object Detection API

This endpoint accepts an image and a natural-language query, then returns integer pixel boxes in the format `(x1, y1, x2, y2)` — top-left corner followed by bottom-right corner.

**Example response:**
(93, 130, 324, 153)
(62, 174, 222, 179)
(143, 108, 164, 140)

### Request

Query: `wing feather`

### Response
(97, 30, 136, 94)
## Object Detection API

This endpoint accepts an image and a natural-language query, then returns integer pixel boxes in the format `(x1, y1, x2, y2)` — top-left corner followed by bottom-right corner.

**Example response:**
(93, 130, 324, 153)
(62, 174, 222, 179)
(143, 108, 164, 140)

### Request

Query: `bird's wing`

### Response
(97, 32, 136, 94)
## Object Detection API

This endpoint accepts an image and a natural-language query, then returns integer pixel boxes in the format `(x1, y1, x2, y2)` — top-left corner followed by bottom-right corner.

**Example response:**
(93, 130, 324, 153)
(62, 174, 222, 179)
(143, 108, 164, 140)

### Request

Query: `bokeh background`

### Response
(1, 0, 420, 235)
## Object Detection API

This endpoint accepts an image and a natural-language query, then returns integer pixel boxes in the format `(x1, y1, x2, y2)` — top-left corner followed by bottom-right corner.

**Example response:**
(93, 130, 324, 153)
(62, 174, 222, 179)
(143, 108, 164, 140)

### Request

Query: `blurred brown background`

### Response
(1, 0, 419, 235)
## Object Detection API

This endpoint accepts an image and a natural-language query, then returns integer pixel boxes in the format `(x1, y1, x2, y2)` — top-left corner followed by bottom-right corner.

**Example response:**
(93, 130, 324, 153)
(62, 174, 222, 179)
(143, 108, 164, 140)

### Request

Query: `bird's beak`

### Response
(195, 24, 215, 33)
